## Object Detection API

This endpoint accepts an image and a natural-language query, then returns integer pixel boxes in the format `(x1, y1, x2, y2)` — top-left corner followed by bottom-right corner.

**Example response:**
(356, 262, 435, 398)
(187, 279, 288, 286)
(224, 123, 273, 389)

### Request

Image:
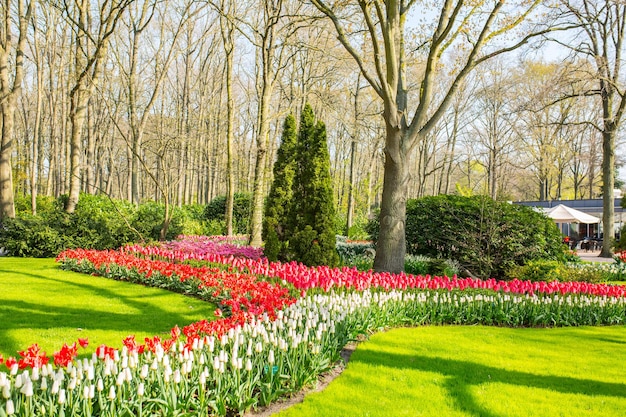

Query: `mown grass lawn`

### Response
(277, 325, 626, 417)
(0, 257, 217, 359)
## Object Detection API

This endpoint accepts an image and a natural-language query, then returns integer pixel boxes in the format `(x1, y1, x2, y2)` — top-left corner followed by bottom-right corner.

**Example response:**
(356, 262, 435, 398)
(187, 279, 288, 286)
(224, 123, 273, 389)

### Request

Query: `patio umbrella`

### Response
(546, 204, 600, 224)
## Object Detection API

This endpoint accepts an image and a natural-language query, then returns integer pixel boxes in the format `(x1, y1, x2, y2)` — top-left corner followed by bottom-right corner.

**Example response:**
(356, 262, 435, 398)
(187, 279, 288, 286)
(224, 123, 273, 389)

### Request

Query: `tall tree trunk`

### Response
(601, 129, 615, 257)
(0, 0, 31, 219)
(346, 140, 357, 234)
(221, 14, 235, 236)
(31, 68, 43, 215)
(373, 128, 408, 273)
(65, 89, 88, 213)
(0, 102, 16, 218)
(248, 87, 270, 246)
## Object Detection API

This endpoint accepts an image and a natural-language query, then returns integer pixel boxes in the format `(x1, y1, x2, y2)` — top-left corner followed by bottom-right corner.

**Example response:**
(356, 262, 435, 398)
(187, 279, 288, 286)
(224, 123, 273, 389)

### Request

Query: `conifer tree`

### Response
(288, 104, 339, 266)
(262, 114, 297, 261)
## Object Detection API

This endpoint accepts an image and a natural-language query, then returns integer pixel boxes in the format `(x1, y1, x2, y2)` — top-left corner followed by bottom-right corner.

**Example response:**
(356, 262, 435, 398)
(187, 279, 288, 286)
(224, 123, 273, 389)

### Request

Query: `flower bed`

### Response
(1, 237, 625, 416)
(162, 235, 265, 261)
(123, 243, 626, 298)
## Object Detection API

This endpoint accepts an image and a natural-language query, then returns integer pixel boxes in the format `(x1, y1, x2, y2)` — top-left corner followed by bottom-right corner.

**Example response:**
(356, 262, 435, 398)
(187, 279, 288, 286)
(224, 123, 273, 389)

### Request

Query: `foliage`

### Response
(204, 193, 252, 235)
(506, 260, 564, 282)
(0, 194, 213, 257)
(263, 114, 297, 262)
(507, 259, 615, 283)
(0, 214, 68, 257)
(369, 195, 567, 279)
(335, 236, 375, 259)
(287, 105, 339, 267)
(346, 218, 370, 240)
(403, 255, 461, 277)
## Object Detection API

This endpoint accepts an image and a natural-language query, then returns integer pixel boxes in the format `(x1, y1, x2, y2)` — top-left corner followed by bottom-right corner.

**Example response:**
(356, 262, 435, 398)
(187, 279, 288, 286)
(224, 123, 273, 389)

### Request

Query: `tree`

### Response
(58, 0, 133, 213)
(246, 0, 296, 247)
(0, 0, 32, 219)
(555, 0, 626, 256)
(310, 0, 557, 272)
(263, 114, 297, 261)
(213, 0, 237, 236)
(288, 104, 339, 267)
(470, 62, 519, 200)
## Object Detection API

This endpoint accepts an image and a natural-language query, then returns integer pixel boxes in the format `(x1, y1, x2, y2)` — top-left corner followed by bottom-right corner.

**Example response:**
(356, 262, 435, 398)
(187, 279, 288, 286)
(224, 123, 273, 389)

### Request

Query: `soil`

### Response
(243, 342, 357, 417)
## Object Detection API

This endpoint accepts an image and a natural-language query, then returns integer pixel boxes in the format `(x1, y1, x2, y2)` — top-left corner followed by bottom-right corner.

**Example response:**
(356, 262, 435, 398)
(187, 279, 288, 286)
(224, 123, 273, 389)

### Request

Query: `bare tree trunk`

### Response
(346, 140, 357, 234)
(373, 127, 408, 272)
(66, 87, 89, 213)
(0, 103, 16, 218)
(601, 127, 615, 256)
(221, 13, 235, 236)
(248, 88, 270, 246)
(0, 0, 31, 219)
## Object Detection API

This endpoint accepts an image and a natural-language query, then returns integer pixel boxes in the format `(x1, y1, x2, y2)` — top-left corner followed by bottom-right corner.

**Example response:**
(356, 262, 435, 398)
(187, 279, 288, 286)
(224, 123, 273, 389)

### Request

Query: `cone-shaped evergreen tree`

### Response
(262, 114, 297, 261)
(288, 104, 339, 266)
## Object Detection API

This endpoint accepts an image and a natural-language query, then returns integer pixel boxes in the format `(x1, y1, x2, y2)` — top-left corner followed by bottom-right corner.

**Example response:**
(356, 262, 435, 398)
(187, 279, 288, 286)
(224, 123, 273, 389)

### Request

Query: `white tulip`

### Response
(6, 399, 14, 415)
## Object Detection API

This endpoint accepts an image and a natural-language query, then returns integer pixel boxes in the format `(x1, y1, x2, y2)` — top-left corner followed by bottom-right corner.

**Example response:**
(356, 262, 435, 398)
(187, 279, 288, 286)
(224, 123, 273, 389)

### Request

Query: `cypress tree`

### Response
(288, 104, 339, 266)
(262, 114, 297, 261)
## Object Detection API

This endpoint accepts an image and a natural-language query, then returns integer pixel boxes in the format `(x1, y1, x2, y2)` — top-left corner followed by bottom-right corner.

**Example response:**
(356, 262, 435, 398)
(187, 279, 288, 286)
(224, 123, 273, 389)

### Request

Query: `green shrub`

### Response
(368, 195, 566, 279)
(347, 219, 370, 240)
(506, 260, 563, 282)
(204, 193, 251, 235)
(403, 255, 460, 277)
(0, 215, 68, 257)
(404, 255, 430, 275)
(287, 105, 339, 267)
(563, 266, 608, 283)
(507, 260, 611, 283)
(264, 114, 297, 262)
(14, 194, 59, 215)
(0, 194, 198, 256)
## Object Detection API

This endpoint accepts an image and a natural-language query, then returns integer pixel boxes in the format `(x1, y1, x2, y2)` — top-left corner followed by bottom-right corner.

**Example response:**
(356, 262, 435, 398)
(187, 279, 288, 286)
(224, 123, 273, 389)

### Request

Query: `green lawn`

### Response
(0, 257, 217, 359)
(277, 325, 626, 417)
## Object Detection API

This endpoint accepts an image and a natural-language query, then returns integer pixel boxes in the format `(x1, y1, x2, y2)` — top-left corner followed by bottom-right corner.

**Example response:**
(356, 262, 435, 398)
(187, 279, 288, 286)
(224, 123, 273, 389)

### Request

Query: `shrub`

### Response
(204, 193, 251, 235)
(0, 215, 68, 257)
(368, 195, 566, 279)
(0, 194, 197, 256)
(263, 114, 297, 262)
(507, 260, 564, 282)
(404, 255, 430, 275)
(507, 260, 611, 283)
(286, 105, 339, 267)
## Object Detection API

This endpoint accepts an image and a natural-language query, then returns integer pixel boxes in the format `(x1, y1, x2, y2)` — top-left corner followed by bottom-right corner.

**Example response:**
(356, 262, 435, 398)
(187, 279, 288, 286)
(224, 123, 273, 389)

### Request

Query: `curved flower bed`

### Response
(1, 239, 625, 416)
(123, 244, 626, 298)
(56, 248, 296, 321)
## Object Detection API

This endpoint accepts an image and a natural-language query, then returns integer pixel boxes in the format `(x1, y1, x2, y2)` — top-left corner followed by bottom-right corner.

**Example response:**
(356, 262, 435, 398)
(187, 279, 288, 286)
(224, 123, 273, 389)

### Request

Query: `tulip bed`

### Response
(1, 236, 625, 416)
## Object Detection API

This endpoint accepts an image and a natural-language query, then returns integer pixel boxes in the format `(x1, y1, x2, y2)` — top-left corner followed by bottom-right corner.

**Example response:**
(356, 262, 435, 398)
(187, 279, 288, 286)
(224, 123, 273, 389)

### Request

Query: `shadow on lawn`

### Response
(353, 350, 626, 417)
(0, 263, 213, 357)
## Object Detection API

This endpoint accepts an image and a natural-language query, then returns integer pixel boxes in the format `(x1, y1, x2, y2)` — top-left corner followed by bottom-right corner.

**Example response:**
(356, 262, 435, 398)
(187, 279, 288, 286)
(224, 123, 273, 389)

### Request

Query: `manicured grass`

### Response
(277, 325, 626, 417)
(0, 257, 217, 359)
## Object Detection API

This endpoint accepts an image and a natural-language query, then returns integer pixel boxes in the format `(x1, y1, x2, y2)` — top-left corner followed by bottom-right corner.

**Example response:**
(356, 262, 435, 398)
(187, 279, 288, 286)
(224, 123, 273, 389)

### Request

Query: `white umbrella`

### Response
(546, 204, 600, 224)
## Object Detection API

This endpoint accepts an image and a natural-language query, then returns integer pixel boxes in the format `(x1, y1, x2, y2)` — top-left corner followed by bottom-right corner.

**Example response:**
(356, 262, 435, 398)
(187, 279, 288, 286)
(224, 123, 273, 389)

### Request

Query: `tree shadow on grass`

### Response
(0, 265, 215, 357)
(352, 349, 626, 417)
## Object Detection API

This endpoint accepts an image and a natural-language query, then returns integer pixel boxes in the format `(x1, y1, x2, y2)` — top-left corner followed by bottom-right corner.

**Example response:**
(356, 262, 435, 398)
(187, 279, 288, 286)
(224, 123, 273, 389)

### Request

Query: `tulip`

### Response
(108, 385, 116, 400)
(5, 399, 14, 415)
(58, 389, 66, 404)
